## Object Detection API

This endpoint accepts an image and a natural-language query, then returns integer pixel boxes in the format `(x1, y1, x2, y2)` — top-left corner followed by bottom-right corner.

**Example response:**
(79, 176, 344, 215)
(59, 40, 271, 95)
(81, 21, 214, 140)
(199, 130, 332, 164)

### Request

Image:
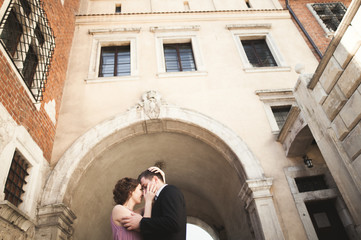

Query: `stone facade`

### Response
(294, 0, 361, 236)
(1, 0, 360, 239)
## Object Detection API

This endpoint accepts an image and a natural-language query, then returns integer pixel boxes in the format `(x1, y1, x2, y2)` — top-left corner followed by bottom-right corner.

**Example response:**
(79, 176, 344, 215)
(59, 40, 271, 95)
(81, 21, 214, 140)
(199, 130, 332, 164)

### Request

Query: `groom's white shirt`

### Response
(155, 184, 168, 200)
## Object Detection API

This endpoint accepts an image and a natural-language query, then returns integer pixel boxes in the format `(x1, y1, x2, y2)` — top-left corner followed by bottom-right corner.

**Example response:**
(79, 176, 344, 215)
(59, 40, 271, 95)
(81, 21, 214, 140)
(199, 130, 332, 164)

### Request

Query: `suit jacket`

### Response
(140, 185, 186, 240)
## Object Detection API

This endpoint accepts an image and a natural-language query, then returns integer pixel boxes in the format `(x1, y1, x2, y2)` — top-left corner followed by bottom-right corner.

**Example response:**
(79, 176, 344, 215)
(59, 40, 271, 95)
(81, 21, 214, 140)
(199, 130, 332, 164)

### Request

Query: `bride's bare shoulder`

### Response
(112, 205, 132, 218)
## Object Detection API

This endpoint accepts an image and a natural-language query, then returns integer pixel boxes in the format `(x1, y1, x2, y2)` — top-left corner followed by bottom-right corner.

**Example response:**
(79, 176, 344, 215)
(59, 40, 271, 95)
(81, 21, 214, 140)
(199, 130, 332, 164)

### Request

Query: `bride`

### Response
(111, 167, 165, 240)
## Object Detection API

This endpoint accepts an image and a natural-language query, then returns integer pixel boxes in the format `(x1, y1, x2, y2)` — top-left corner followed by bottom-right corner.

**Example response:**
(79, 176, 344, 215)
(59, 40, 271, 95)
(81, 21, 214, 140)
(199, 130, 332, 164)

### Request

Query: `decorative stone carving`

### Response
(0, 201, 36, 240)
(137, 90, 165, 120)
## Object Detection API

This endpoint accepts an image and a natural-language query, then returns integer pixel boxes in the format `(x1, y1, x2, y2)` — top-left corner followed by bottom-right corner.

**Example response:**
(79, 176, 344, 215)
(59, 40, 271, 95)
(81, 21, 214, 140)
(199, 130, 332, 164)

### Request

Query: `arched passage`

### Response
(39, 95, 284, 239)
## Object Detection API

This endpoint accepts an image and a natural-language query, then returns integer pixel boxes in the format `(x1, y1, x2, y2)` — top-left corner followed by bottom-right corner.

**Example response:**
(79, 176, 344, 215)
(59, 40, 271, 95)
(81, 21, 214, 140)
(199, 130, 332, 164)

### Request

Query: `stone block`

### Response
(322, 85, 347, 121)
(334, 26, 361, 68)
(340, 90, 361, 130)
(314, 82, 328, 104)
(319, 56, 343, 94)
(342, 122, 361, 161)
(337, 49, 361, 98)
(331, 114, 349, 140)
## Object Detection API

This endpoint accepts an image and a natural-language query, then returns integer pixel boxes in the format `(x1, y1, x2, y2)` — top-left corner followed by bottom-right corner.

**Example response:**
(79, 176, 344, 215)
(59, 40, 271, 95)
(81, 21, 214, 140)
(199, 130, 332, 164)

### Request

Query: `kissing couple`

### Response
(111, 166, 186, 240)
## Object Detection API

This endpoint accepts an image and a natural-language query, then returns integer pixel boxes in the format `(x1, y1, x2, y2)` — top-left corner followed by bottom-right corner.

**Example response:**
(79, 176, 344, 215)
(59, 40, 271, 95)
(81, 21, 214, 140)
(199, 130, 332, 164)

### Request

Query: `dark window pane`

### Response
(20, 0, 32, 16)
(271, 105, 291, 129)
(35, 24, 45, 46)
(241, 39, 277, 67)
(164, 43, 196, 72)
(22, 45, 38, 88)
(295, 175, 328, 193)
(0, 10, 23, 56)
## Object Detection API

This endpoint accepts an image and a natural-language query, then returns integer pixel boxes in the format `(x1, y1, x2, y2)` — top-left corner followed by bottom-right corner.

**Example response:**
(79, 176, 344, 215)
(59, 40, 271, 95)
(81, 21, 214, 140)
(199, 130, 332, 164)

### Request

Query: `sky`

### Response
(186, 224, 214, 240)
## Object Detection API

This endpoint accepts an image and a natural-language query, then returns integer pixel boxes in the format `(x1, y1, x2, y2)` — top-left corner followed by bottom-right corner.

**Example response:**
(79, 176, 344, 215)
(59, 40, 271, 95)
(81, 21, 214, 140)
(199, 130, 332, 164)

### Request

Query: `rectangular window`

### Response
(164, 43, 196, 72)
(241, 39, 277, 67)
(311, 2, 347, 32)
(4, 151, 29, 207)
(295, 175, 328, 193)
(271, 105, 291, 129)
(99, 46, 131, 77)
(115, 5, 122, 13)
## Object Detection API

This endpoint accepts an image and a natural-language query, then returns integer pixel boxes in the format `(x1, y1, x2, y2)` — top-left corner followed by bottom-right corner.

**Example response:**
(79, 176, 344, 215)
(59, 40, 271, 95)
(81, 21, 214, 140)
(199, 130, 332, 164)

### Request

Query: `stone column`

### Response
(239, 178, 285, 240)
(35, 204, 76, 240)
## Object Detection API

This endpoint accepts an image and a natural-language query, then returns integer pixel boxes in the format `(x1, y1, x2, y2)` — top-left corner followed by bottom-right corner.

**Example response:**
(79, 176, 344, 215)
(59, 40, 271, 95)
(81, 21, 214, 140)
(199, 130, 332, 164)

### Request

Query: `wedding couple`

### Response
(111, 167, 186, 240)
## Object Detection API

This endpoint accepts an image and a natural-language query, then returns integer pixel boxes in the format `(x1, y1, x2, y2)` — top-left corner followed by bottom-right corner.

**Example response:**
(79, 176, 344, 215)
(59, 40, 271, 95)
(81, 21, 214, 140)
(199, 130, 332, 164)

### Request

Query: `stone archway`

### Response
(37, 91, 284, 240)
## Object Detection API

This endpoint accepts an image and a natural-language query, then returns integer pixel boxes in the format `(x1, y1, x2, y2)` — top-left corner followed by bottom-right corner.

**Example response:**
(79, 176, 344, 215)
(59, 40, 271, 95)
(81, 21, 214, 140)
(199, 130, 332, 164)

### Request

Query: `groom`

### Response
(121, 168, 186, 240)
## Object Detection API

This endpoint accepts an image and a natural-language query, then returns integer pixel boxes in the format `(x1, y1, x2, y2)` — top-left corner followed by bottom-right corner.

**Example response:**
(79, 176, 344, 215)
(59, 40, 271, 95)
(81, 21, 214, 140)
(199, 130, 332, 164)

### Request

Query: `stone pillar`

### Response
(239, 178, 285, 240)
(35, 204, 76, 240)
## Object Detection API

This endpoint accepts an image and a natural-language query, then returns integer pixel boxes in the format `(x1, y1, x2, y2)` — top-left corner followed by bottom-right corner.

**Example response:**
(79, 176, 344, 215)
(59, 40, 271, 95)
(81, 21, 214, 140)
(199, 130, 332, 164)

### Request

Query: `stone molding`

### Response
(0, 201, 35, 239)
(150, 25, 200, 32)
(35, 204, 76, 240)
(226, 23, 271, 30)
(88, 27, 141, 34)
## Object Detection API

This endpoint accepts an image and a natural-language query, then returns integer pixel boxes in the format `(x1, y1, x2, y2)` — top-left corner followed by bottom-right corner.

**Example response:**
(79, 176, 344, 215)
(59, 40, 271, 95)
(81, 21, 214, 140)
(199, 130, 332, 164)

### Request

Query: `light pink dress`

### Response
(111, 215, 142, 240)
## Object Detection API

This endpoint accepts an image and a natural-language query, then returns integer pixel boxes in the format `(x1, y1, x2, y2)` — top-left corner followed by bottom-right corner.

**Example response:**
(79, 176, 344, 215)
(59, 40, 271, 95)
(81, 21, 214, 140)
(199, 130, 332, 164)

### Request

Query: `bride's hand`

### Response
(143, 182, 156, 203)
(148, 166, 166, 183)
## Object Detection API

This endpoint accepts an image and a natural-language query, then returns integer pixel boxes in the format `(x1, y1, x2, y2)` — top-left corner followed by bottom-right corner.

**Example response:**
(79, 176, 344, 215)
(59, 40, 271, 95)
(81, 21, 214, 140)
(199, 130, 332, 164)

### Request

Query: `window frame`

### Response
(307, 2, 347, 37)
(232, 30, 290, 73)
(256, 89, 295, 134)
(0, 104, 44, 219)
(163, 42, 197, 72)
(87, 33, 139, 83)
(98, 45, 131, 77)
(154, 29, 206, 78)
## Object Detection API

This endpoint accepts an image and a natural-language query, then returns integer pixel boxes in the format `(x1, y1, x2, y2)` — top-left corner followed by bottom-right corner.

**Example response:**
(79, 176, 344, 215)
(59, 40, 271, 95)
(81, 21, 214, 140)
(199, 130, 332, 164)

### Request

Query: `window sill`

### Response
(244, 66, 291, 73)
(85, 75, 140, 83)
(157, 71, 207, 78)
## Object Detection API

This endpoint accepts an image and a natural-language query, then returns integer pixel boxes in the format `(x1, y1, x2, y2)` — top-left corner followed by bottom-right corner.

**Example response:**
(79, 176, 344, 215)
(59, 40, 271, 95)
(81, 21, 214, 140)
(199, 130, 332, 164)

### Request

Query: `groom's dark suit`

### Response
(140, 185, 186, 240)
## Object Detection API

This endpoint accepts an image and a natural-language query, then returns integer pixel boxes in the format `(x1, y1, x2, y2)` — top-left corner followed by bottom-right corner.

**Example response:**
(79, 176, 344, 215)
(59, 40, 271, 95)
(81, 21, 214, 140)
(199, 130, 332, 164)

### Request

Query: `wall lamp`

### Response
(303, 155, 313, 168)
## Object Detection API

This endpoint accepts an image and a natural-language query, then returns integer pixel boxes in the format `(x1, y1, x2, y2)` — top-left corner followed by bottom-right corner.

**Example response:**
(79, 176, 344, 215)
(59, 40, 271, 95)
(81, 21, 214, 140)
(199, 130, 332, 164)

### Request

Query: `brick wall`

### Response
(286, 0, 351, 60)
(0, 0, 80, 162)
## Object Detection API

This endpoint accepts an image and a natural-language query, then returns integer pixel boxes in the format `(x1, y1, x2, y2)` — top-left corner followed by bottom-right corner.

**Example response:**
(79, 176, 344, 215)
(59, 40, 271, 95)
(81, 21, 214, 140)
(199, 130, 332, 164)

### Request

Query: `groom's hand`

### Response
(121, 212, 142, 231)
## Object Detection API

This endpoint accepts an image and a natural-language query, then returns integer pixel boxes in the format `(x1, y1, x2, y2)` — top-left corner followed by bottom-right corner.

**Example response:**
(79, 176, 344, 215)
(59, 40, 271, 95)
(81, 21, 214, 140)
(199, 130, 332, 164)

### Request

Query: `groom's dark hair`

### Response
(138, 170, 164, 183)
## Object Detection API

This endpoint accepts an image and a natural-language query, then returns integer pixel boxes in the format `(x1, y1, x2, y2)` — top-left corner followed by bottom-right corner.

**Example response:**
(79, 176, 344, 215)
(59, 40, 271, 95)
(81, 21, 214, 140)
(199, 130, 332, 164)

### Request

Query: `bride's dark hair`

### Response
(113, 177, 139, 205)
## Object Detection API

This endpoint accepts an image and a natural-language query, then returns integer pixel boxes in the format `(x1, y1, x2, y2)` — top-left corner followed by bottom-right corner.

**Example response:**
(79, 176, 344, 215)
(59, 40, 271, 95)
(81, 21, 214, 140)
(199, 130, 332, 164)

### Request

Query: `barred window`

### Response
(99, 46, 131, 77)
(164, 43, 196, 72)
(311, 2, 347, 32)
(241, 39, 277, 67)
(271, 105, 291, 129)
(4, 151, 30, 207)
(0, 0, 55, 102)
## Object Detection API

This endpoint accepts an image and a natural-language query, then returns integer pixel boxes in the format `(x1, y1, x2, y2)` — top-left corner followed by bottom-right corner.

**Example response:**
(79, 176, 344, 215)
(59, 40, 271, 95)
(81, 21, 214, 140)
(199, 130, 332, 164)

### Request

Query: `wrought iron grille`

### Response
(0, 0, 55, 102)
(4, 151, 29, 207)
(311, 2, 347, 32)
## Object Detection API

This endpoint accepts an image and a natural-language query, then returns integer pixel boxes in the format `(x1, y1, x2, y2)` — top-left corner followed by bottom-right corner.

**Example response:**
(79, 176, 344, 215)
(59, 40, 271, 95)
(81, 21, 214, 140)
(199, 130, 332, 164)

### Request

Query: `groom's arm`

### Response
(140, 186, 185, 235)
